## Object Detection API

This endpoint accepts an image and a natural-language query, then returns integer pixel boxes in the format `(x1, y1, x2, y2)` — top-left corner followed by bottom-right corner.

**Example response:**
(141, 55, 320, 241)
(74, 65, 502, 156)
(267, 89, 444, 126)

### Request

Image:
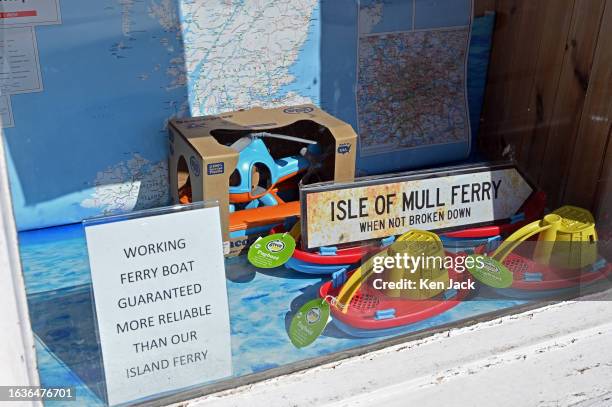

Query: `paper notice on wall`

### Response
(0, 95, 14, 128)
(0, 26, 43, 95)
(0, 0, 61, 27)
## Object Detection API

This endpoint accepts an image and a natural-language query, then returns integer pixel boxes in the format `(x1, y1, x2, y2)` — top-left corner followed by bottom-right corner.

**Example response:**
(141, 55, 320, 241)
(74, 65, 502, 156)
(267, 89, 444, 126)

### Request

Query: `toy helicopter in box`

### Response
(177, 131, 324, 237)
(168, 105, 357, 256)
(226, 132, 322, 212)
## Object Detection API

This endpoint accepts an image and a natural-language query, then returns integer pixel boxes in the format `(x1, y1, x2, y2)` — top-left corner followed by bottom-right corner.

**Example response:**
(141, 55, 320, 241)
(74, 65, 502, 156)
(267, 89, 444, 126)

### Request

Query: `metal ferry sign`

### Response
(300, 162, 535, 249)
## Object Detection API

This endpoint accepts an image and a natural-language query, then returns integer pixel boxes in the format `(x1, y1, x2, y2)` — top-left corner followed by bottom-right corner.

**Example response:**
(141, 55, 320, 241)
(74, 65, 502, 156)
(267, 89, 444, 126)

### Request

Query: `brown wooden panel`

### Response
(564, 0, 612, 209)
(536, 0, 606, 207)
(478, 0, 519, 156)
(475, 0, 496, 16)
(594, 132, 612, 237)
(519, 1, 576, 179)
(479, 0, 544, 157)
(493, 1, 549, 166)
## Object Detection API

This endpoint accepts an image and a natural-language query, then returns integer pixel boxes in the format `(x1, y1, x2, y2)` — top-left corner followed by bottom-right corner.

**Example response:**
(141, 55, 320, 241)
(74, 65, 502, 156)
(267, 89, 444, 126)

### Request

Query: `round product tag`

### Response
(466, 255, 514, 288)
(288, 298, 330, 348)
(247, 233, 296, 268)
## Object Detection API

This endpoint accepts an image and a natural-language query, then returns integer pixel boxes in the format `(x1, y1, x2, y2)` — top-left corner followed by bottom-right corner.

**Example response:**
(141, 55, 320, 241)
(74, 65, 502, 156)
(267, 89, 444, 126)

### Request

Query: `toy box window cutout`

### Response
(209, 122, 336, 208)
(177, 156, 192, 204)
(177, 122, 336, 202)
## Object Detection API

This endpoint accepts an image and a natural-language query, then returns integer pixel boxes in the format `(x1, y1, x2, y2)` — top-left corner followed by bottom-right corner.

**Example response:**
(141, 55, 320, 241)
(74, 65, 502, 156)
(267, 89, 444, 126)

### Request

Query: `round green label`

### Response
(467, 255, 514, 288)
(288, 298, 330, 348)
(247, 233, 296, 268)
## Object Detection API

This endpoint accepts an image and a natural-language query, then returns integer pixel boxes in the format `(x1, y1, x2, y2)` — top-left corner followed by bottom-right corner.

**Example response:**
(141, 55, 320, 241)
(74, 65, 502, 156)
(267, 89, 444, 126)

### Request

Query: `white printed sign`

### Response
(0, 0, 61, 26)
(85, 206, 232, 406)
(0, 27, 43, 95)
(302, 165, 534, 248)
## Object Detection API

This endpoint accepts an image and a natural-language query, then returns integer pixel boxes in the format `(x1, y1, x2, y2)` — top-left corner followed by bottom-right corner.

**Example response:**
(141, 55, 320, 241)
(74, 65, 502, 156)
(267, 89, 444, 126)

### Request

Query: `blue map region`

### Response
(279, 4, 322, 107)
(2, 0, 492, 231)
(360, 0, 413, 34)
(359, 0, 472, 34)
(414, 0, 472, 29)
(4, 0, 187, 230)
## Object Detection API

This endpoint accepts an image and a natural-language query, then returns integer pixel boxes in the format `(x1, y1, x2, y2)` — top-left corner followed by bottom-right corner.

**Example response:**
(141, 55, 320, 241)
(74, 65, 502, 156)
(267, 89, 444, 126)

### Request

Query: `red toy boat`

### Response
(319, 265, 472, 337)
(501, 253, 611, 292)
(487, 206, 612, 298)
(318, 230, 477, 337)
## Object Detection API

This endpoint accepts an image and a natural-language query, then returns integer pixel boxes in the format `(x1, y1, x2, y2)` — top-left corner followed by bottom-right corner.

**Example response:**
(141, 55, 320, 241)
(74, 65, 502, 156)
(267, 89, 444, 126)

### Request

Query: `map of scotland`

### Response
(3, 0, 322, 229)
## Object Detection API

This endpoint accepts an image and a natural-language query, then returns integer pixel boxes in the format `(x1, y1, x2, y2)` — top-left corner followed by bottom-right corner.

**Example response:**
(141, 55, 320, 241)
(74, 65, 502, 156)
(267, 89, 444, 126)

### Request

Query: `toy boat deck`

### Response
(488, 254, 612, 300)
(318, 230, 475, 337)
(319, 263, 471, 337)
(504, 254, 611, 291)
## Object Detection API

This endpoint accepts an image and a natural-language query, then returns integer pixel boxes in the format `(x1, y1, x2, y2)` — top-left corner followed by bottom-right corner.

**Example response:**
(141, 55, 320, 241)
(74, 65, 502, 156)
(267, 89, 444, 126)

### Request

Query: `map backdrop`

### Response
(1, 0, 491, 231)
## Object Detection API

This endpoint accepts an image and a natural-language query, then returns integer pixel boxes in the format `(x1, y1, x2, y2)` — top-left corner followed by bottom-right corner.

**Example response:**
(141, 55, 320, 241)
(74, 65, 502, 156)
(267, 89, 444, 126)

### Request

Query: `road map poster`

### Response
(357, 0, 473, 157)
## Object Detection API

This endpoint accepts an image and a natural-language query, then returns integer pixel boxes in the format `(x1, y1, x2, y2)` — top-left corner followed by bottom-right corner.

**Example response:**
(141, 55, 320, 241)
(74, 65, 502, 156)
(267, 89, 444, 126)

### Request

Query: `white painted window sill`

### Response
(177, 299, 612, 407)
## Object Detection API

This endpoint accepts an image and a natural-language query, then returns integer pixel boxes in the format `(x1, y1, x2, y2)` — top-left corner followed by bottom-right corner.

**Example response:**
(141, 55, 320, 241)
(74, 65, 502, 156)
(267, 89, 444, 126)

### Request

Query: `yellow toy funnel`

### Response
(336, 230, 447, 313)
(491, 206, 597, 269)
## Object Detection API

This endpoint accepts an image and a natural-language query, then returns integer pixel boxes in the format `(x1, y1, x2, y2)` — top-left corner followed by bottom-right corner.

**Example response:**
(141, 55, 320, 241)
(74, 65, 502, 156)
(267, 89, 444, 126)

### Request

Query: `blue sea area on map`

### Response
(3, 0, 187, 230)
(414, 0, 472, 29)
(276, 2, 322, 105)
(360, 0, 413, 33)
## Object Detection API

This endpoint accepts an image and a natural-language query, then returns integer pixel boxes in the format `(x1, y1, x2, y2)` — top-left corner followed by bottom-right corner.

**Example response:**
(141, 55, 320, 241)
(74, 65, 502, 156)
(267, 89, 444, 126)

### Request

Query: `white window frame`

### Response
(0, 138, 40, 406)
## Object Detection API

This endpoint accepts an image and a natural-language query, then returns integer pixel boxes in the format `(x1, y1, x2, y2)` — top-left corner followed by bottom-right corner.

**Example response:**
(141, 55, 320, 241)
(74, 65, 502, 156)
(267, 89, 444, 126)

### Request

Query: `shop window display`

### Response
(1, 1, 611, 406)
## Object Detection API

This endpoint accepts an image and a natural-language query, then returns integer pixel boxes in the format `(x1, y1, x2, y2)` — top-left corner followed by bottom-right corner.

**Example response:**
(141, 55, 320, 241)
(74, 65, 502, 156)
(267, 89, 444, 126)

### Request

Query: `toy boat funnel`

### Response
(336, 230, 448, 312)
(488, 206, 610, 294)
(491, 206, 598, 269)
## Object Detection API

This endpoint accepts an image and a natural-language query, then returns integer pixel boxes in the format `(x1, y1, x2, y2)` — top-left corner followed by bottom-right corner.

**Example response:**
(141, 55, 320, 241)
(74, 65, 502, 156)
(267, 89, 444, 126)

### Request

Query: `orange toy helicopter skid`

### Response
(229, 201, 300, 233)
(179, 182, 300, 233)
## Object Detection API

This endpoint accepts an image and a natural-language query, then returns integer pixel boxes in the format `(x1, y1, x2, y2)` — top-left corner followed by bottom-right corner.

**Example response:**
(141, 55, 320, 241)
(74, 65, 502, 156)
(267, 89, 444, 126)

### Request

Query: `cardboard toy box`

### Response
(168, 104, 357, 256)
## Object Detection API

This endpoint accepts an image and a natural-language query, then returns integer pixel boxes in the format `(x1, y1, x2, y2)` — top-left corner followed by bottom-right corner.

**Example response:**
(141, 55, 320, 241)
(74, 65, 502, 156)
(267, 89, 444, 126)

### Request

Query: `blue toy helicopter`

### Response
(228, 132, 321, 212)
